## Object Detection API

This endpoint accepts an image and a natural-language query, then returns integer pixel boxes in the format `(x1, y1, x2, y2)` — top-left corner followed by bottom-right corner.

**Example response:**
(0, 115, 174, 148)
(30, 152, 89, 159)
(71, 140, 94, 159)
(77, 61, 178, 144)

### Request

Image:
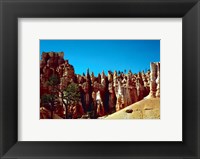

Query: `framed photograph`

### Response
(39, 39, 161, 120)
(0, 0, 200, 158)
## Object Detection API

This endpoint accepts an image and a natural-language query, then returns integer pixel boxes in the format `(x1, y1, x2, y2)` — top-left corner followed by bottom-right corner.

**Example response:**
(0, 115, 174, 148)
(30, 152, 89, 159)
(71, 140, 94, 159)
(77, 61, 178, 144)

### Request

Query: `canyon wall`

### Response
(40, 52, 160, 118)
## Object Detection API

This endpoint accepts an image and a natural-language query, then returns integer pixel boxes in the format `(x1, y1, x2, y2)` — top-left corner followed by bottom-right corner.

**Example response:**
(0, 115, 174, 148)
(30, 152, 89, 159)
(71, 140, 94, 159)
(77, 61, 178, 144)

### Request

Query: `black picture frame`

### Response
(0, 0, 200, 158)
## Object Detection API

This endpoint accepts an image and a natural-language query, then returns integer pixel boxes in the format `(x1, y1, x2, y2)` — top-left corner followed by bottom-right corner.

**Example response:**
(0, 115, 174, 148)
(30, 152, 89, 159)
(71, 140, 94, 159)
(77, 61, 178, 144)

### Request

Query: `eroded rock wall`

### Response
(40, 52, 160, 118)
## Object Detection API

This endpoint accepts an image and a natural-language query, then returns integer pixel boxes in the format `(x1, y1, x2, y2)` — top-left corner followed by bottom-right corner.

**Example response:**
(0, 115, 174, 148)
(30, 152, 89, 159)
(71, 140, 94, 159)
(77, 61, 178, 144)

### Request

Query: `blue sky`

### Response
(40, 40, 160, 76)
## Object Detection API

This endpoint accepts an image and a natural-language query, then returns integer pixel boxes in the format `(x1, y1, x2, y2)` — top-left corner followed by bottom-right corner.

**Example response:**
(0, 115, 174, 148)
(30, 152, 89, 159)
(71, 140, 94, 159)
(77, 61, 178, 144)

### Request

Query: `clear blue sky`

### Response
(40, 40, 160, 76)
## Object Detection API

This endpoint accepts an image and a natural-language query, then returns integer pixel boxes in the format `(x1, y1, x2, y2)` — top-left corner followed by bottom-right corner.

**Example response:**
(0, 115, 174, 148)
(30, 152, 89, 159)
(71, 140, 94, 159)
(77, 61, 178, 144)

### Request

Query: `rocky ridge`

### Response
(40, 52, 160, 119)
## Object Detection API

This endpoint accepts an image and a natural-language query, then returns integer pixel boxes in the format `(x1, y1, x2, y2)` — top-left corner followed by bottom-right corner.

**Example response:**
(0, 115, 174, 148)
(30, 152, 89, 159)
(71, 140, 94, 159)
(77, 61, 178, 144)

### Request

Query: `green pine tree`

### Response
(62, 83, 81, 119)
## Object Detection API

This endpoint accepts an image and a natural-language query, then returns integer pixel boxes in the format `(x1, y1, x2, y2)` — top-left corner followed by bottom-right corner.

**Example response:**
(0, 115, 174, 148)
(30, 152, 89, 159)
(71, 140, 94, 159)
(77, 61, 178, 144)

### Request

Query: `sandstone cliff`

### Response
(40, 52, 160, 119)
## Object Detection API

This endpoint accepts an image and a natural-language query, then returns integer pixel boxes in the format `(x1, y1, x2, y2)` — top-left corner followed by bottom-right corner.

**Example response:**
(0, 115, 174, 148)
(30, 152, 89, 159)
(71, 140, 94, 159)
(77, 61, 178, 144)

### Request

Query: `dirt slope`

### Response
(105, 97, 160, 119)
